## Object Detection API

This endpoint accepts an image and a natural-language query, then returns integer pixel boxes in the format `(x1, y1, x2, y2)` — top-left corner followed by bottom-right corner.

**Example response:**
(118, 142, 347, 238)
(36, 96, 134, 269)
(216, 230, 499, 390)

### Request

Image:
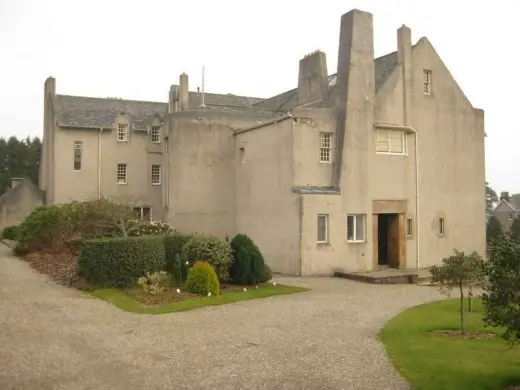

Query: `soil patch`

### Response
(25, 250, 79, 286)
(431, 329, 497, 339)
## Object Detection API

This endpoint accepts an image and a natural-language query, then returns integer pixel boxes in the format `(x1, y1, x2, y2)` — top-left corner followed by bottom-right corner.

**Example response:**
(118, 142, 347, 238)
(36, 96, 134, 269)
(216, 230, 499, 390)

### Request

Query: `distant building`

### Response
(491, 192, 520, 232)
(38, 9, 486, 276)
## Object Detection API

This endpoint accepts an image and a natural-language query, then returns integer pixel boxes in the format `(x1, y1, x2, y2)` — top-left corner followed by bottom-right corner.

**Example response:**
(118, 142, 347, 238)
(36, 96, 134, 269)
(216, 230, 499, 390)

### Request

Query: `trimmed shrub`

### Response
(260, 263, 273, 283)
(181, 234, 232, 281)
(229, 233, 266, 285)
(164, 233, 193, 272)
(171, 253, 189, 284)
(1, 225, 19, 240)
(78, 235, 166, 287)
(185, 261, 220, 296)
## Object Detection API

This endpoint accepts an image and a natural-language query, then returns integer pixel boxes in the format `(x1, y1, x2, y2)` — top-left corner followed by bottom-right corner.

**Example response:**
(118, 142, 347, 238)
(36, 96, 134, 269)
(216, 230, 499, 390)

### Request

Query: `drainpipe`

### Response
(374, 122, 420, 269)
(98, 128, 103, 198)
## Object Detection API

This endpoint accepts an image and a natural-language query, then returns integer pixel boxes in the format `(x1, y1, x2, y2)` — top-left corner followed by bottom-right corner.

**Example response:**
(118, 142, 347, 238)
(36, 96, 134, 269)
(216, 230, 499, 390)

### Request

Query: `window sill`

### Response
(151, 141, 161, 144)
(317, 241, 329, 246)
(375, 152, 408, 156)
(152, 183, 161, 186)
(117, 140, 129, 143)
(117, 182, 127, 185)
(347, 240, 365, 244)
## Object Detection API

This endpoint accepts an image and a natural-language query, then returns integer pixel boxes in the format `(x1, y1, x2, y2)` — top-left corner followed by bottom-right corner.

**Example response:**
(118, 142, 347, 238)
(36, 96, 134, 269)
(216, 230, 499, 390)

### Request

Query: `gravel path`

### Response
(0, 244, 444, 390)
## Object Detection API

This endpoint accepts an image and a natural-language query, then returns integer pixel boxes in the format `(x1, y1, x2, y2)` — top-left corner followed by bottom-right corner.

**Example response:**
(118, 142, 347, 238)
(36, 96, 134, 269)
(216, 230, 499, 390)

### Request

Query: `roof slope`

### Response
(254, 51, 398, 110)
(55, 92, 272, 130)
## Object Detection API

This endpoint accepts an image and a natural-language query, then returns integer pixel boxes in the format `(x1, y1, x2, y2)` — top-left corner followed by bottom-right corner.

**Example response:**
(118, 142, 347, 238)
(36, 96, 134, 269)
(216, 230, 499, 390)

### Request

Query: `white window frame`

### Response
(133, 206, 152, 222)
(151, 164, 161, 185)
(319, 132, 332, 163)
(423, 69, 432, 95)
(117, 163, 127, 184)
(375, 130, 407, 155)
(118, 124, 129, 142)
(73, 141, 82, 171)
(317, 214, 329, 243)
(438, 217, 445, 236)
(347, 214, 366, 243)
(406, 218, 413, 237)
(151, 126, 161, 143)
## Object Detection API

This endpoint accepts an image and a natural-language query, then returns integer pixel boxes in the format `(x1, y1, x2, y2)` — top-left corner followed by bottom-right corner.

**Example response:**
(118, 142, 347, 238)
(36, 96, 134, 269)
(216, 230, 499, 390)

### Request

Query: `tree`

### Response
(510, 217, 520, 242)
(430, 250, 485, 334)
(0, 136, 42, 195)
(486, 182, 498, 216)
(486, 215, 503, 245)
(482, 233, 520, 347)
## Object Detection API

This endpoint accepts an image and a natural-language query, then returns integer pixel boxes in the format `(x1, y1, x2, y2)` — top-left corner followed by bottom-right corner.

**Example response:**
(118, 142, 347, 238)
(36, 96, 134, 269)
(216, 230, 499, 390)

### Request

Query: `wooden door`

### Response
(387, 215, 400, 268)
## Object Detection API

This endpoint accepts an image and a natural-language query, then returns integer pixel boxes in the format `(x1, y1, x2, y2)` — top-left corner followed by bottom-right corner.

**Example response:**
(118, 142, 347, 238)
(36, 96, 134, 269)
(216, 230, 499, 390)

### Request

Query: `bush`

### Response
(128, 221, 176, 237)
(137, 271, 169, 295)
(164, 233, 193, 272)
(260, 263, 273, 283)
(171, 254, 189, 284)
(185, 261, 220, 296)
(181, 234, 232, 280)
(78, 235, 166, 288)
(1, 225, 19, 240)
(229, 233, 265, 285)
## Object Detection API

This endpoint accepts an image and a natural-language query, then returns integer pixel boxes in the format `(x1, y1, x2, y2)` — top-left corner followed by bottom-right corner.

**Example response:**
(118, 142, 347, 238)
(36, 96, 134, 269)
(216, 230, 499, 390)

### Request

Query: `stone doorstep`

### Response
(334, 271, 418, 284)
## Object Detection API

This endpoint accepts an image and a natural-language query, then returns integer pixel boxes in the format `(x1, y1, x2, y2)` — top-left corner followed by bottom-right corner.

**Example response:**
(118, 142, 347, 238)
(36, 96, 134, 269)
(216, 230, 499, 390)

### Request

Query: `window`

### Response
(73, 141, 82, 171)
(117, 163, 127, 184)
(317, 214, 329, 243)
(509, 214, 514, 221)
(239, 147, 245, 164)
(319, 132, 332, 163)
(118, 124, 129, 142)
(375, 130, 406, 154)
(347, 214, 366, 242)
(406, 218, 413, 237)
(151, 164, 161, 185)
(151, 126, 161, 143)
(423, 69, 432, 95)
(133, 206, 152, 221)
(438, 217, 445, 236)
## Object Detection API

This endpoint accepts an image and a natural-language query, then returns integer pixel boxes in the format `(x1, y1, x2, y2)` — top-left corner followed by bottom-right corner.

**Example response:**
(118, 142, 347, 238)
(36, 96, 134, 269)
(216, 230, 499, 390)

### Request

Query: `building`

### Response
(491, 192, 520, 232)
(39, 9, 486, 276)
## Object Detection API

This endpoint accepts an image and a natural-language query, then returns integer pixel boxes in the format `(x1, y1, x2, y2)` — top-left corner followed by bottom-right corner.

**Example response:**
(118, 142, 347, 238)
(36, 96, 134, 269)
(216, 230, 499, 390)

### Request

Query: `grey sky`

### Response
(0, 0, 516, 194)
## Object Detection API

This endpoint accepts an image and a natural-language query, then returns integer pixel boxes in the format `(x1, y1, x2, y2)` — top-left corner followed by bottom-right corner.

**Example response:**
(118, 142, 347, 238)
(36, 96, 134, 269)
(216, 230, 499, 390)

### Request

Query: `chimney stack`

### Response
(397, 24, 413, 125)
(298, 50, 329, 106)
(500, 191, 511, 202)
(179, 73, 189, 111)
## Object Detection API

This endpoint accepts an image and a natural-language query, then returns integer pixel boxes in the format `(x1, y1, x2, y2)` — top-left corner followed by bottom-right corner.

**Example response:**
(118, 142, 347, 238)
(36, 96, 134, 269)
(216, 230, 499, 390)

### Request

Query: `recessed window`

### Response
(376, 130, 406, 154)
(73, 141, 82, 171)
(406, 218, 413, 237)
(117, 163, 127, 184)
(423, 69, 432, 95)
(151, 126, 161, 143)
(509, 214, 514, 221)
(239, 147, 245, 164)
(317, 214, 329, 243)
(319, 132, 332, 163)
(347, 214, 366, 242)
(118, 124, 129, 142)
(133, 206, 152, 221)
(438, 217, 445, 236)
(151, 164, 161, 185)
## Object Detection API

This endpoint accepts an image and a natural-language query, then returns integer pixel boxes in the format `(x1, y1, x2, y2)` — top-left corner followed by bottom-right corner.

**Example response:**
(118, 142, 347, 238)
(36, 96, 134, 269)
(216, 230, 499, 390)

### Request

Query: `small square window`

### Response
(347, 214, 366, 242)
(508, 214, 514, 221)
(117, 163, 127, 184)
(319, 132, 332, 163)
(423, 69, 432, 95)
(438, 217, 445, 236)
(151, 126, 161, 143)
(118, 124, 129, 142)
(151, 164, 161, 185)
(406, 218, 413, 237)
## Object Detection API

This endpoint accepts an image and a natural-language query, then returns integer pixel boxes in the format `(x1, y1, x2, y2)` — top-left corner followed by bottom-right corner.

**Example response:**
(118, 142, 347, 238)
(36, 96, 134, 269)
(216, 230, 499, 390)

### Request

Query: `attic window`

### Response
(151, 126, 161, 143)
(118, 124, 129, 142)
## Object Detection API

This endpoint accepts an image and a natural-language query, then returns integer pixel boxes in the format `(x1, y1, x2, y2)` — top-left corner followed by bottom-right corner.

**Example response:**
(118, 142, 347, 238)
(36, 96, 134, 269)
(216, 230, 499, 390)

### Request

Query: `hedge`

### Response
(1, 225, 19, 241)
(78, 235, 166, 288)
(164, 233, 193, 272)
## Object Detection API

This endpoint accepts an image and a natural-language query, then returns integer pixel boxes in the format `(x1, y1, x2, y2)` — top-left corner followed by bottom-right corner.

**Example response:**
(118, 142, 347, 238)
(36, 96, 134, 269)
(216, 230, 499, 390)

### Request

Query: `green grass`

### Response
(379, 298, 520, 390)
(90, 284, 309, 314)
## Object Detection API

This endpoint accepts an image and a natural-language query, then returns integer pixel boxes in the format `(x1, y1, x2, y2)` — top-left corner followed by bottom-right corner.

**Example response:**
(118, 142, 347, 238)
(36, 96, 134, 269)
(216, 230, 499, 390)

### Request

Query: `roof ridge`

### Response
(55, 94, 166, 105)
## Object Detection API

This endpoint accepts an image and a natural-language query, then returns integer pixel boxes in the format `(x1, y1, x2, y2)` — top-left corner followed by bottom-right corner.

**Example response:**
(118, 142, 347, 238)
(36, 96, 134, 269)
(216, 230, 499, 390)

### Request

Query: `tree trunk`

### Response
(468, 285, 473, 312)
(459, 281, 465, 335)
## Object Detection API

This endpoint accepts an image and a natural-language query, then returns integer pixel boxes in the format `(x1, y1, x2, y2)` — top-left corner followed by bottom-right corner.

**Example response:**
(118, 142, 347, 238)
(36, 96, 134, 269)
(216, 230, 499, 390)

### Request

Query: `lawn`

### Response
(379, 298, 520, 390)
(90, 283, 309, 314)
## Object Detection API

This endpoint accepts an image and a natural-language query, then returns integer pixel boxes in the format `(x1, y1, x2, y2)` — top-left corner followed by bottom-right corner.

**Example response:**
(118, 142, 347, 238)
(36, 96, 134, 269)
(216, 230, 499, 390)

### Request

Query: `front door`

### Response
(376, 213, 401, 268)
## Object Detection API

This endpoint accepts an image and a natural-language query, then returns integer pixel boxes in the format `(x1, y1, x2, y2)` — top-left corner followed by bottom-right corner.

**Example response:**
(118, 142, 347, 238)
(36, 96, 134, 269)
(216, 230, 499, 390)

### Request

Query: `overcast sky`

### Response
(0, 0, 517, 194)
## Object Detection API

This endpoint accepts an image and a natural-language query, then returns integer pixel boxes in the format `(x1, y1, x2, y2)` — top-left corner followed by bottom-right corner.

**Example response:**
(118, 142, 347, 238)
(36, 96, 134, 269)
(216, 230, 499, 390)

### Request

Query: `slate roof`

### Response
(55, 92, 271, 130)
(253, 51, 398, 110)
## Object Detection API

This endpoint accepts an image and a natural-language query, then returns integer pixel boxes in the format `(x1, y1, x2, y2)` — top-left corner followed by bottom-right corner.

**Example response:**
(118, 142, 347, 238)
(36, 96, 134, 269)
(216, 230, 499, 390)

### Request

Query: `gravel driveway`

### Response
(0, 244, 443, 390)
